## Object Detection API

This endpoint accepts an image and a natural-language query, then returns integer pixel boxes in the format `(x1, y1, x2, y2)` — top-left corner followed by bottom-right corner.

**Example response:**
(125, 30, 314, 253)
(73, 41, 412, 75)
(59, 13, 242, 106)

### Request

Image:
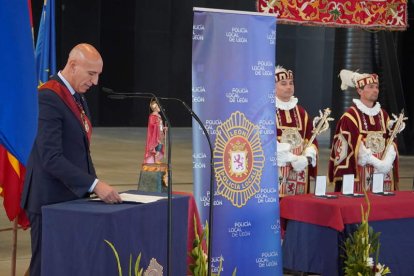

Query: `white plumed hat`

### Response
(339, 69, 379, 90)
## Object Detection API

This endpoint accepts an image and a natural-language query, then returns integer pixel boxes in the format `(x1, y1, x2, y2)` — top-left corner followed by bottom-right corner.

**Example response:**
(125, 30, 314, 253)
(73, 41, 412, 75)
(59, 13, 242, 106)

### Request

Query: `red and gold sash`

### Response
(39, 80, 92, 144)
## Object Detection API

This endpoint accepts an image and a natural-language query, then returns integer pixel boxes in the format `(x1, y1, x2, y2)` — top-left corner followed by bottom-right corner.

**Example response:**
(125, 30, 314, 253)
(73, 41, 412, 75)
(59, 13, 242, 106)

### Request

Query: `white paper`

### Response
(91, 193, 166, 203)
(372, 173, 384, 193)
(315, 176, 327, 196)
(342, 174, 355, 195)
(120, 193, 166, 203)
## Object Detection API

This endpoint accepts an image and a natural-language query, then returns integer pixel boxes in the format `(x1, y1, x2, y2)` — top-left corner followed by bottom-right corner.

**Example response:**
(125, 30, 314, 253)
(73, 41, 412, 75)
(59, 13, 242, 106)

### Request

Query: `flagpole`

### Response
(11, 219, 18, 276)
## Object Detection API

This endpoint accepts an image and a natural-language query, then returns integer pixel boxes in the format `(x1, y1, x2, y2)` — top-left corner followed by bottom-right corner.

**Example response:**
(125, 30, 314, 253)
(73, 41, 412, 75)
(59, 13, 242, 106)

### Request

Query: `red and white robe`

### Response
(328, 100, 399, 192)
(276, 97, 318, 196)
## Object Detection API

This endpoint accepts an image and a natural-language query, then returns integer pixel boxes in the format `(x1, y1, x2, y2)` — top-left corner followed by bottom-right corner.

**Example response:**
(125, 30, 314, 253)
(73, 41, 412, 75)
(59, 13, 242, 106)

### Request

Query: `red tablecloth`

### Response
(280, 191, 414, 231)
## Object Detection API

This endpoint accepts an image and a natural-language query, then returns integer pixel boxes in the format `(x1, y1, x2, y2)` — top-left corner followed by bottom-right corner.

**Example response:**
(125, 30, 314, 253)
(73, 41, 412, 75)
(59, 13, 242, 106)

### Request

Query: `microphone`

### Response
(101, 87, 115, 94)
(106, 94, 127, 100)
(102, 87, 156, 99)
(154, 97, 215, 276)
(103, 87, 174, 276)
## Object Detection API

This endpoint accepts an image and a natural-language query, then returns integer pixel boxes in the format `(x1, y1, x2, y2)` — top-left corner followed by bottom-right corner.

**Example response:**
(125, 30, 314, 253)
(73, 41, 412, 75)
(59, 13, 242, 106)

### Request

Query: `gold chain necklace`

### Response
(73, 96, 90, 134)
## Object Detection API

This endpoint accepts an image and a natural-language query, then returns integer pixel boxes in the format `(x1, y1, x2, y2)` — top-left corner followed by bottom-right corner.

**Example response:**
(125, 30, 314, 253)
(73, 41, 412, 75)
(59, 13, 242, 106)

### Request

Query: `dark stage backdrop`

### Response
(30, 0, 414, 153)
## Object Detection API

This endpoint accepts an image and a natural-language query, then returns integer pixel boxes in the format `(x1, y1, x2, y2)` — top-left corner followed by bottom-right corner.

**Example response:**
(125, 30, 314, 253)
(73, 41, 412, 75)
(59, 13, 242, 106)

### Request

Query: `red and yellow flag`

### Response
(0, 147, 29, 227)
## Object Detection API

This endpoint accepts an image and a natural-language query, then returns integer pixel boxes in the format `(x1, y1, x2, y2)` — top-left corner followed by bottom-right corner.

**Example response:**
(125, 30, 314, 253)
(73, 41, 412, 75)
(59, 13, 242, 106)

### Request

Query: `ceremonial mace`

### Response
(382, 109, 408, 160)
(301, 107, 333, 153)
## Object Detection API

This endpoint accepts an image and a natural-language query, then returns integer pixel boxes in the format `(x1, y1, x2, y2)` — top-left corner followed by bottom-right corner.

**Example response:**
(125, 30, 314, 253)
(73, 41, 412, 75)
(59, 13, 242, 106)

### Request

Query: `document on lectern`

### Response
(91, 193, 166, 203)
(120, 193, 166, 203)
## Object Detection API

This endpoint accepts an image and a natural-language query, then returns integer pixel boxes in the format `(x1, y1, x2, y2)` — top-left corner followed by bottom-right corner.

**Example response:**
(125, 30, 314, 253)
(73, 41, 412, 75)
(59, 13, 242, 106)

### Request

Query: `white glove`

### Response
(358, 143, 372, 167)
(277, 142, 294, 166)
(304, 146, 317, 167)
(375, 146, 396, 174)
(388, 113, 406, 133)
(291, 155, 308, 172)
(372, 158, 392, 174)
(277, 141, 291, 153)
(365, 146, 396, 175)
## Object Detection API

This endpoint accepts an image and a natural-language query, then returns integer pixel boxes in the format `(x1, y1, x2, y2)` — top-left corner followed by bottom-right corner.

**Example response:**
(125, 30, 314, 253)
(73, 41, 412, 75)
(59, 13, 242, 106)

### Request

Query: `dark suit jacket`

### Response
(21, 76, 96, 214)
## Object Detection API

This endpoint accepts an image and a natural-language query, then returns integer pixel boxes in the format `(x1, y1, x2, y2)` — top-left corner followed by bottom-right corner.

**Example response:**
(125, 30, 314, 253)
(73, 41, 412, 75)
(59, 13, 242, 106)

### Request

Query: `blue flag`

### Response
(0, 0, 38, 165)
(0, 0, 38, 226)
(35, 0, 56, 84)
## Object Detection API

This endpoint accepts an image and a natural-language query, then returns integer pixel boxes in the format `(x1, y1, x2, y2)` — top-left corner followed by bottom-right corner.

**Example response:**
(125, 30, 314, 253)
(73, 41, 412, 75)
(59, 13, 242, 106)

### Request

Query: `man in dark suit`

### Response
(21, 43, 122, 276)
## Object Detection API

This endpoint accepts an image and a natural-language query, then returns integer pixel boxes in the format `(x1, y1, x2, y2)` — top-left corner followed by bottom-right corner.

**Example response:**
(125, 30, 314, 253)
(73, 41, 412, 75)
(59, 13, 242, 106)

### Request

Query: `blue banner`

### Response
(192, 9, 282, 275)
(0, 0, 38, 165)
(35, 0, 56, 85)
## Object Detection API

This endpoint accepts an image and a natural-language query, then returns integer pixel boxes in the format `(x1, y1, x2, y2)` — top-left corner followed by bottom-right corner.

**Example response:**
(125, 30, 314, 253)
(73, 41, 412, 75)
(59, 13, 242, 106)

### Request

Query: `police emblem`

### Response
(229, 141, 248, 177)
(214, 111, 265, 207)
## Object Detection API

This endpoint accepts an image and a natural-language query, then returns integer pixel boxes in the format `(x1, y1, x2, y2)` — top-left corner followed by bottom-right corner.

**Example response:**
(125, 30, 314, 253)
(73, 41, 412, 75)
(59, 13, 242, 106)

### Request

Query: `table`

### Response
(41, 192, 189, 276)
(281, 192, 414, 276)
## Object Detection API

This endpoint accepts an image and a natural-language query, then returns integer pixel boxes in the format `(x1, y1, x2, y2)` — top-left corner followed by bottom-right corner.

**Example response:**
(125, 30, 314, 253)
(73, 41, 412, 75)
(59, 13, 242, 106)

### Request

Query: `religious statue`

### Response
(144, 99, 166, 163)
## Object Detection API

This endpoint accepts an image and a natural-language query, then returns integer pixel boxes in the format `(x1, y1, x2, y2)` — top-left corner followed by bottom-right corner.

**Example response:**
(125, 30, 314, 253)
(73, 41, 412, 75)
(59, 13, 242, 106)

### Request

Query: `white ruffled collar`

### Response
(353, 99, 381, 116)
(276, 96, 298, 111)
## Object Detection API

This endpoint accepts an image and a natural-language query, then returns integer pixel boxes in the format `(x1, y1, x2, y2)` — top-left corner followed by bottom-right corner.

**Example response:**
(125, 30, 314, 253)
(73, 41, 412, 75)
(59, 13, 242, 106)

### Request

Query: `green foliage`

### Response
(341, 190, 390, 276)
(189, 216, 208, 276)
(104, 239, 123, 276)
(104, 239, 143, 276)
(131, 253, 143, 276)
(188, 216, 237, 276)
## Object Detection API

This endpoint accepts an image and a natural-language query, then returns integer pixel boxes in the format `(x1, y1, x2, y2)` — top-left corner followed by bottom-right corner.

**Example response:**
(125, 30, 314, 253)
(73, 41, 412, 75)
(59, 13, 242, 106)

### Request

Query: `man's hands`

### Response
(277, 142, 293, 166)
(277, 141, 312, 172)
(93, 180, 122, 204)
(359, 144, 396, 175)
(291, 155, 308, 172)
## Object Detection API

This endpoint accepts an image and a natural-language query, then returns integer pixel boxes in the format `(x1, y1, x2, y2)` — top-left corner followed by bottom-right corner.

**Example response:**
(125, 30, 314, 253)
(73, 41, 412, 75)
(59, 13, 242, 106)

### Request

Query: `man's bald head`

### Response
(61, 43, 103, 93)
(68, 43, 102, 64)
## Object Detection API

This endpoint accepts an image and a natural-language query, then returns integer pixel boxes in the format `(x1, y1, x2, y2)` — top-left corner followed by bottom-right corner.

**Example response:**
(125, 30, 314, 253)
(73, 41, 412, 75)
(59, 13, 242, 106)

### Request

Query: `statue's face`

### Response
(151, 103, 160, 112)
